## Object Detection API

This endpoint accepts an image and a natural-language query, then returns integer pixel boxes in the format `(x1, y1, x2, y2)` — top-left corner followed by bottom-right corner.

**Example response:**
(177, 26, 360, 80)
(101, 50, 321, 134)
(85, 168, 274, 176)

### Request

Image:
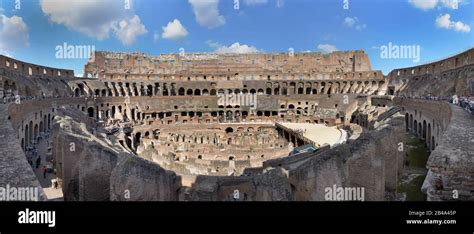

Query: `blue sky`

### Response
(0, 0, 473, 76)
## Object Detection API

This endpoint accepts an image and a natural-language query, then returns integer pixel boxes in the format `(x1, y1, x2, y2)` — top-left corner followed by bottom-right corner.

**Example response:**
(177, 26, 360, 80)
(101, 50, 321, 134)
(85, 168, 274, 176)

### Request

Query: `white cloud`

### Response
(317, 44, 338, 54)
(0, 14, 29, 52)
(206, 40, 222, 48)
(408, 0, 439, 10)
(189, 0, 225, 29)
(40, 0, 147, 45)
(343, 17, 366, 30)
(114, 15, 147, 45)
(210, 42, 259, 53)
(436, 14, 470, 32)
(162, 19, 188, 40)
(441, 0, 462, 9)
(408, 0, 463, 10)
(243, 0, 268, 6)
(344, 17, 357, 27)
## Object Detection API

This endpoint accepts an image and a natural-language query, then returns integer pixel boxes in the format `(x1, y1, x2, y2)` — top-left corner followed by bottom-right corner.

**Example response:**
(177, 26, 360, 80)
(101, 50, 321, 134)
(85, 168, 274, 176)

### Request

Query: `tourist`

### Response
(43, 166, 47, 179)
(36, 157, 41, 169)
(52, 179, 58, 189)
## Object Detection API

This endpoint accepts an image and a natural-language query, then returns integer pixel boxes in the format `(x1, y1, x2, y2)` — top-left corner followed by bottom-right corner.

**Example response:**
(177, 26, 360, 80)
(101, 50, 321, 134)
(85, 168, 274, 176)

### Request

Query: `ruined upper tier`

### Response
(84, 50, 373, 79)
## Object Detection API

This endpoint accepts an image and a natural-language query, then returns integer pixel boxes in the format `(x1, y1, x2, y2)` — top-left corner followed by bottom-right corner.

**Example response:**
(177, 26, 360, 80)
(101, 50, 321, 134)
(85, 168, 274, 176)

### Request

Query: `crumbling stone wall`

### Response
(388, 48, 474, 96)
(396, 99, 474, 201)
(110, 156, 178, 201)
(287, 115, 405, 201)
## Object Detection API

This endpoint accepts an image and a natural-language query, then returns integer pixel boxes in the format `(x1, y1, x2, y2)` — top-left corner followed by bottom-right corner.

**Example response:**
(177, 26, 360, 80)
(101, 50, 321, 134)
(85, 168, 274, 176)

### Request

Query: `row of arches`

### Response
(21, 113, 53, 151)
(72, 79, 387, 98)
(405, 112, 441, 151)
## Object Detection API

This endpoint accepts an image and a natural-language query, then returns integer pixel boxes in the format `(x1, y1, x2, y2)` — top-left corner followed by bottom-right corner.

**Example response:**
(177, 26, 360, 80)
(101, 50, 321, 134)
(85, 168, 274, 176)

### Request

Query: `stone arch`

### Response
(74, 88, 81, 97)
(431, 136, 435, 151)
(427, 123, 432, 149)
(134, 132, 141, 149)
(418, 122, 422, 137)
(405, 113, 409, 131)
(34, 124, 38, 142)
(24, 124, 29, 148)
(44, 115, 48, 130)
(414, 120, 418, 135)
(178, 87, 185, 96)
(87, 107, 94, 118)
(422, 120, 427, 140)
(194, 89, 201, 96)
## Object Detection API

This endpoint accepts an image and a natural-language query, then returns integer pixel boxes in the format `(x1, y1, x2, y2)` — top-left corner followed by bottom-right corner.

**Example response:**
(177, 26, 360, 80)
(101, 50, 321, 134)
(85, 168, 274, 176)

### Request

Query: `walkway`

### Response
(30, 133, 64, 201)
(278, 122, 343, 147)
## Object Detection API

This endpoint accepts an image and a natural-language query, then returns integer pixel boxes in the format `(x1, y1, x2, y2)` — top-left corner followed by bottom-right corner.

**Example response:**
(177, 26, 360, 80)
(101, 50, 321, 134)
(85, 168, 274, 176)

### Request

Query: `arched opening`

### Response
(34, 124, 38, 142)
(405, 113, 409, 132)
(266, 88, 271, 95)
(427, 123, 432, 149)
(225, 127, 234, 134)
(431, 137, 435, 151)
(29, 121, 33, 144)
(24, 125, 29, 149)
(414, 120, 418, 135)
(418, 122, 422, 137)
(298, 87, 304, 94)
(87, 107, 94, 118)
(134, 132, 141, 149)
(44, 115, 47, 130)
(422, 120, 427, 140)
(178, 88, 185, 96)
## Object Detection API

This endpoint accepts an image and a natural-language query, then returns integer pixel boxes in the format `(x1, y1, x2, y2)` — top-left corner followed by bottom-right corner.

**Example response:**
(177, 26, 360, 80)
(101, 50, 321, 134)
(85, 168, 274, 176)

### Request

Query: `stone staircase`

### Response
(377, 106, 402, 122)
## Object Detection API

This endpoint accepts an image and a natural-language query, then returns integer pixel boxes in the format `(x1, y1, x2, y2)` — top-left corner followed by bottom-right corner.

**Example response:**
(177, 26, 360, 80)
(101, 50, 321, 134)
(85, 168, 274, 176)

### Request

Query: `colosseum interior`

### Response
(0, 47, 473, 201)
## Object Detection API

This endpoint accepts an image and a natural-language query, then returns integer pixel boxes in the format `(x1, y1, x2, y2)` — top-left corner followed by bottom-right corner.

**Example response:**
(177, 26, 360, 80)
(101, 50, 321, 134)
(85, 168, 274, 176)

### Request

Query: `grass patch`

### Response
(405, 134, 429, 168)
(398, 174, 426, 201)
(396, 134, 430, 201)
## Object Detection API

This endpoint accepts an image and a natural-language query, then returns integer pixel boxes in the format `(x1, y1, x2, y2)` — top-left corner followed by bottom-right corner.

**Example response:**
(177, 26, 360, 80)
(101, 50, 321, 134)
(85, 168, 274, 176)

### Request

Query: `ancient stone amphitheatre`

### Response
(1, 48, 472, 201)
